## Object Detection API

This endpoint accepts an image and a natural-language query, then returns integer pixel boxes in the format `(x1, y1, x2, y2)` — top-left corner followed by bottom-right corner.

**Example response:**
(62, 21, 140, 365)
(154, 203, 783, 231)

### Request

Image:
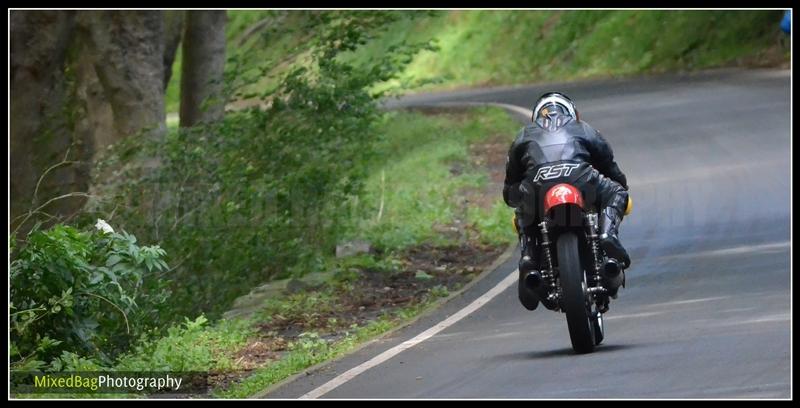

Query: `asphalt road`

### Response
(265, 69, 791, 399)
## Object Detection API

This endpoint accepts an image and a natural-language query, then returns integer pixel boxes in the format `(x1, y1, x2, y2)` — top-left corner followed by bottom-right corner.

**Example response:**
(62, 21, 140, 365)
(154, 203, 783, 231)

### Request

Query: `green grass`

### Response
(164, 47, 182, 114)
(113, 316, 255, 373)
(343, 10, 787, 92)
(215, 107, 520, 397)
(347, 106, 520, 250)
(214, 315, 396, 398)
(18, 107, 521, 398)
(166, 10, 786, 112)
(77, 9, 789, 397)
(12, 315, 255, 399)
(215, 298, 443, 398)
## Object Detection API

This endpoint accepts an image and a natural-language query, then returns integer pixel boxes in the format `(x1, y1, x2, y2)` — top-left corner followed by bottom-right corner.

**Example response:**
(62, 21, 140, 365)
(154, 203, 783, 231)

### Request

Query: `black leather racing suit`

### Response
(503, 119, 628, 220)
(503, 119, 629, 309)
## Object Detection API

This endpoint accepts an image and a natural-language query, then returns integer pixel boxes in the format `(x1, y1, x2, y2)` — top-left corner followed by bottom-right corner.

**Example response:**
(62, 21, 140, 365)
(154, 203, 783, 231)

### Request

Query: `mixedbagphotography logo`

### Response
(10, 371, 211, 395)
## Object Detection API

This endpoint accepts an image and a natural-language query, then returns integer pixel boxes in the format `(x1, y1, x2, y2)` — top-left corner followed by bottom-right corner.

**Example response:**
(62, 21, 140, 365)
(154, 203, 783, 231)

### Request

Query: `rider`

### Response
(503, 92, 630, 310)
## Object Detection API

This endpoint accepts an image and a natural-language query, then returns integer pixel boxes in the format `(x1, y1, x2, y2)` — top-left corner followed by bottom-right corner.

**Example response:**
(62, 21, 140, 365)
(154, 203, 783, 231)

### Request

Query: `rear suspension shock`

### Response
(538, 219, 559, 298)
(585, 212, 604, 287)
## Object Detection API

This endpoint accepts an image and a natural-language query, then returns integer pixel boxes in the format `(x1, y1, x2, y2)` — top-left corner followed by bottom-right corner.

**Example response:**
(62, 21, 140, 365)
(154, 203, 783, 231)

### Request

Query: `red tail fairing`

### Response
(543, 183, 584, 213)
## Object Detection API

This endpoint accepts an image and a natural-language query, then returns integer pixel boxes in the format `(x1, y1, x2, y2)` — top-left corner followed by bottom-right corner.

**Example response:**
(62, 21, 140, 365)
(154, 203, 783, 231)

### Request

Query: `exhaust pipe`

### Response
(524, 270, 543, 291)
(601, 259, 624, 297)
(524, 270, 551, 300)
(523, 270, 559, 310)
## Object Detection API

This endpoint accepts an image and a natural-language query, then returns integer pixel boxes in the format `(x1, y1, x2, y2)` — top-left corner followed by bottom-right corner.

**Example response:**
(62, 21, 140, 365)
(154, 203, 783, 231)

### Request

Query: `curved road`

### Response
(265, 69, 791, 399)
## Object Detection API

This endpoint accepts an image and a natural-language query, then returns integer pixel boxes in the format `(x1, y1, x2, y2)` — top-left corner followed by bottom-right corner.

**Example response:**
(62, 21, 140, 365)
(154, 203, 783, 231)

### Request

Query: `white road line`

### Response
(642, 295, 732, 309)
(539, 381, 790, 398)
(712, 313, 790, 327)
(299, 101, 531, 399)
(654, 241, 790, 261)
(299, 268, 519, 399)
(424, 101, 533, 120)
(484, 103, 533, 119)
(603, 311, 668, 320)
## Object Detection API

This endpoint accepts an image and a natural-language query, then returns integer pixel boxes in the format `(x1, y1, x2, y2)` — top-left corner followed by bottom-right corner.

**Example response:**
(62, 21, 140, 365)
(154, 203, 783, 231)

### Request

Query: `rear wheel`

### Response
(557, 232, 595, 353)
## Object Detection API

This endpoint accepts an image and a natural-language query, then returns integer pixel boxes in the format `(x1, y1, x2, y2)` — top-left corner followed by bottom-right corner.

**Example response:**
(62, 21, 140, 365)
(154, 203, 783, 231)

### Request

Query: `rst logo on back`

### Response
(533, 163, 580, 182)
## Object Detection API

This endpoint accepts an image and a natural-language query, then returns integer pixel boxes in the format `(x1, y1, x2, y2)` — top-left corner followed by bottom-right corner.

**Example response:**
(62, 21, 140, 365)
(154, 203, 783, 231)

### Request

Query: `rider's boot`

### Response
(599, 206, 631, 269)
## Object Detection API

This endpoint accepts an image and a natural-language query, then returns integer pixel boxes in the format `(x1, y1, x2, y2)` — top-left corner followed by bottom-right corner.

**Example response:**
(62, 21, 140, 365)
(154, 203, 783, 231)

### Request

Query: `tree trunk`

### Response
(180, 11, 227, 127)
(10, 10, 86, 235)
(71, 17, 115, 155)
(11, 10, 169, 237)
(84, 11, 166, 142)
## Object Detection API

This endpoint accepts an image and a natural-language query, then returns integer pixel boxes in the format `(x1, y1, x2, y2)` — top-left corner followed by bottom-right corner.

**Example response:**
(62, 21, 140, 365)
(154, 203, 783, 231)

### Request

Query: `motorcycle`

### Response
(518, 182, 631, 354)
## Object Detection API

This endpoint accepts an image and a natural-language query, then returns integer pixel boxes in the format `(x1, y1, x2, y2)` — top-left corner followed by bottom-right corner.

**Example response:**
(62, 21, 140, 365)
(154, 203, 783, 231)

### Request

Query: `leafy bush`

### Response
(343, 10, 785, 91)
(10, 221, 170, 369)
(85, 11, 435, 320)
(115, 315, 253, 372)
(344, 108, 519, 251)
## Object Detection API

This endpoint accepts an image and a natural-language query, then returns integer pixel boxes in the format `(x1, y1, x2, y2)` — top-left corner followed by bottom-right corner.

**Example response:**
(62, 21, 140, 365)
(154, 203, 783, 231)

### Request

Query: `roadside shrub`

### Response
(85, 11, 435, 320)
(115, 315, 253, 372)
(10, 221, 170, 369)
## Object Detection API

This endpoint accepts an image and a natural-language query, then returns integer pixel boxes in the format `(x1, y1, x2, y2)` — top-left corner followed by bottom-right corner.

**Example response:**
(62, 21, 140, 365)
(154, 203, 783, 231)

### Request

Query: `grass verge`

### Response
(166, 11, 788, 113)
(11, 106, 520, 399)
(212, 106, 519, 397)
(349, 10, 789, 93)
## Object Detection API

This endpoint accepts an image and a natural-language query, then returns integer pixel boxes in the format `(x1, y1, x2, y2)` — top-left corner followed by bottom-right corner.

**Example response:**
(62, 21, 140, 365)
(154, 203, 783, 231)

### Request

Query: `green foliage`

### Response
(328, 253, 403, 282)
(344, 10, 786, 91)
(13, 314, 254, 399)
(213, 282, 429, 397)
(10, 103, 518, 396)
(10, 223, 170, 369)
(47, 350, 105, 372)
(115, 315, 253, 372)
(164, 47, 182, 114)
(346, 107, 519, 251)
(215, 315, 397, 398)
(165, 9, 786, 133)
(257, 291, 339, 330)
(467, 200, 518, 246)
(90, 11, 433, 320)
(165, 11, 437, 113)
(288, 332, 328, 355)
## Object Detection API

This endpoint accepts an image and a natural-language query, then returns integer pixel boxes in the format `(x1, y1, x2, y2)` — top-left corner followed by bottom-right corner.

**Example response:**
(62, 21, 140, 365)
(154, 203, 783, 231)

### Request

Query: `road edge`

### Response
(249, 102, 530, 399)
(249, 241, 517, 399)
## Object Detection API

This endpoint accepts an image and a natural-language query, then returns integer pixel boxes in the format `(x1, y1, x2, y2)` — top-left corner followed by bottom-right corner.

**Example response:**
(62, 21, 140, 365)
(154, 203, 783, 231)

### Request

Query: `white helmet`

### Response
(532, 92, 577, 131)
